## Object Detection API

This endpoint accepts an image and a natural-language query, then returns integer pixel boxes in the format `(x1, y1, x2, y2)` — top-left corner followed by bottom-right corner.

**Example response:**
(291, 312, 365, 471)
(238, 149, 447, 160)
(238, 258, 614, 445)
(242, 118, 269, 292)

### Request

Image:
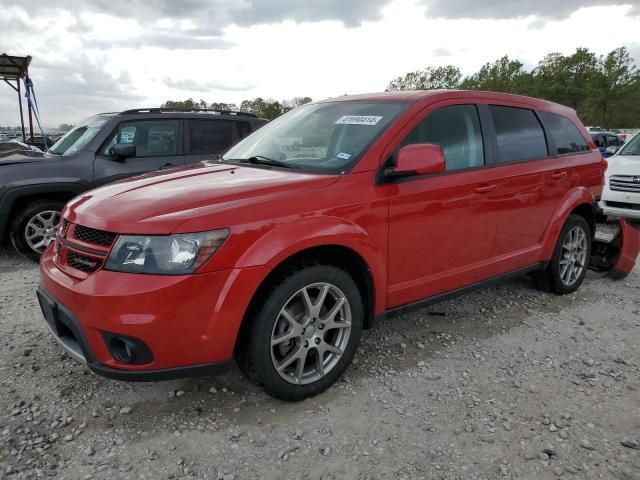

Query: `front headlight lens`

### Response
(105, 229, 229, 274)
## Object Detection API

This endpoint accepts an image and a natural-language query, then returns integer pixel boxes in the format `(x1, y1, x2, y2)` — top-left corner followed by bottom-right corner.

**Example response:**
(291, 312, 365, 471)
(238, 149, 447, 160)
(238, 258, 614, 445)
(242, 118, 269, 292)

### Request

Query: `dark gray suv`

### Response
(0, 108, 267, 260)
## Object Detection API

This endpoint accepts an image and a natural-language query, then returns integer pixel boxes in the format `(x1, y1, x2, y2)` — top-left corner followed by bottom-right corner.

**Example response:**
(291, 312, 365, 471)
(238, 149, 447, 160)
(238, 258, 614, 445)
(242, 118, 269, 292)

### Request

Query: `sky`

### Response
(1, 0, 640, 127)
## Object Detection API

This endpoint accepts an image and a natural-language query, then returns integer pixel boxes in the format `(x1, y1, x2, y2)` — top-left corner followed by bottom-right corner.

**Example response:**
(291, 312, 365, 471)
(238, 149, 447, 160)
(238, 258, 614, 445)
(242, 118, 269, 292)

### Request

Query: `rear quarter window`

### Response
(489, 105, 548, 163)
(188, 119, 234, 155)
(538, 112, 589, 155)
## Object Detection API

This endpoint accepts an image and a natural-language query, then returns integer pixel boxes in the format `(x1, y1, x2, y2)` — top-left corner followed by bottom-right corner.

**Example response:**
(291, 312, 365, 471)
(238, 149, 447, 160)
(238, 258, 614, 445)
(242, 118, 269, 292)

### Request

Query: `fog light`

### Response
(111, 337, 135, 363)
(101, 332, 154, 365)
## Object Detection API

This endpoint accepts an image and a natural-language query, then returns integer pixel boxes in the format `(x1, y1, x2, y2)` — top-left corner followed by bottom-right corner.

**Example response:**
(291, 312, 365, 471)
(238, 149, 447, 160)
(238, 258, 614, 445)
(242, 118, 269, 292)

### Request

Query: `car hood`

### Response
(605, 155, 640, 177)
(65, 162, 340, 234)
(0, 149, 52, 163)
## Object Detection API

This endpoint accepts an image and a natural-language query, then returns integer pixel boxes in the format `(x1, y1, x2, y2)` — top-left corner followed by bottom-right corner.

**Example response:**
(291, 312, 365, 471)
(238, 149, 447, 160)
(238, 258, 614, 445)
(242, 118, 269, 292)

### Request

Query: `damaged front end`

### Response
(590, 219, 640, 280)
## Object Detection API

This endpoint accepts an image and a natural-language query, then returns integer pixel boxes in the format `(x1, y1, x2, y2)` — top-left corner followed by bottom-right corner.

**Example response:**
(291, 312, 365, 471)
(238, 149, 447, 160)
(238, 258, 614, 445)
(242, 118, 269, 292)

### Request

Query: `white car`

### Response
(600, 133, 640, 220)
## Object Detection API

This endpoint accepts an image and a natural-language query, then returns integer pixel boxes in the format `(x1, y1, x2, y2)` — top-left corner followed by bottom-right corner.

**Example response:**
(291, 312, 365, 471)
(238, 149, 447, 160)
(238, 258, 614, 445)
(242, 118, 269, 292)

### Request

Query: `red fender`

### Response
(541, 187, 596, 260)
(232, 216, 387, 315)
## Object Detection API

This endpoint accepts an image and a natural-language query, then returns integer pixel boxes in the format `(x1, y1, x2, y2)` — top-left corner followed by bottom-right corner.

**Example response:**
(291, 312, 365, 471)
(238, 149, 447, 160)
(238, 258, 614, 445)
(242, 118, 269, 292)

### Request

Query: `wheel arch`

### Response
(243, 244, 378, 333)
(541, 187, 596, 260)
(0, 183, 86, 242)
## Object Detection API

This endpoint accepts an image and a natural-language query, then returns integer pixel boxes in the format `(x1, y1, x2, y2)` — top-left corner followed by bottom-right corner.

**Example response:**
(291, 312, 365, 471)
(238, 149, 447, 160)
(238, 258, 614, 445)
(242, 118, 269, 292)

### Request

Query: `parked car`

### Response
(600, 133, 640, 220)
(25, 134, 55, 152)
(39, 90, 634, 401)
(0, 108, 267, 260)
(591, 131, 624, 157)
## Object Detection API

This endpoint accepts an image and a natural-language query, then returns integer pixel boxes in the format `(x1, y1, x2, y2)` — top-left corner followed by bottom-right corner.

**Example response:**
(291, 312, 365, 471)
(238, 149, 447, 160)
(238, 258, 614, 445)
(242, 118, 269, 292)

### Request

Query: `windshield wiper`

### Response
(230, 155, 298, 169)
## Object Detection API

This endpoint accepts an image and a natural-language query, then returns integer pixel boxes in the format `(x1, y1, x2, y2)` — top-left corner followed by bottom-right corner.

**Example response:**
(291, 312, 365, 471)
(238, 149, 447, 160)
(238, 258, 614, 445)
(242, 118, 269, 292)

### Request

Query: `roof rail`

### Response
(119, 108, 258, 118)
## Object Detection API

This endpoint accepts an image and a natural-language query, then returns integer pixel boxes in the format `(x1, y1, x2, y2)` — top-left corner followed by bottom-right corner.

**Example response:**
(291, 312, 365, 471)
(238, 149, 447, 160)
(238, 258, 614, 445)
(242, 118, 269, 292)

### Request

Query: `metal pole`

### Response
(17, 79, 26, 142)
(26, 69, 34, 143)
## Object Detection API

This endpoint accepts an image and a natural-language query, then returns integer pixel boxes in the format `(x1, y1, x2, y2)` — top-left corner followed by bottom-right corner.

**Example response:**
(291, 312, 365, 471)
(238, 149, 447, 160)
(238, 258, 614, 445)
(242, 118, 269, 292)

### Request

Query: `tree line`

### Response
(387, 47, 640, 129)
(161, 97, 313, 120)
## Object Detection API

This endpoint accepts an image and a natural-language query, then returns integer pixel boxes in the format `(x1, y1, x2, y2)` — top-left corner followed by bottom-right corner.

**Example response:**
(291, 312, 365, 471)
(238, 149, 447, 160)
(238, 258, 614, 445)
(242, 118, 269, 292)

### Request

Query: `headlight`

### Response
(105, 229, 229, 275)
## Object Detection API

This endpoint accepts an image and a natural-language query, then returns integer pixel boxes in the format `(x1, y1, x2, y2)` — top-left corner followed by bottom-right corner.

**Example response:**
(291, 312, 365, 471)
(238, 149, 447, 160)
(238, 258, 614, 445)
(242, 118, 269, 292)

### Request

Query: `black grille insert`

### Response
(67, 251, 102, 273)
(73, 225, 116, 247)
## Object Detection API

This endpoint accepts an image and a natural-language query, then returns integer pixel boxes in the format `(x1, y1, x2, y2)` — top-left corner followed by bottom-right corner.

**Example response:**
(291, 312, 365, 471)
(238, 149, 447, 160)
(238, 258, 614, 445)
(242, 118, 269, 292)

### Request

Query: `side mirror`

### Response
(392, 144, 445, 177)
(110, 143, 136, 160)
(605, 146, 619, 157)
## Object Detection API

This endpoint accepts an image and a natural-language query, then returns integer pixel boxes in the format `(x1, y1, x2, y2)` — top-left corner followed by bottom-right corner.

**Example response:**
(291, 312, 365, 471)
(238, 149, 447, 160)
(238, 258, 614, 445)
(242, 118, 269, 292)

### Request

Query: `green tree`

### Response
(386, 65, 462, 91)
(460, 56, 529, 93)
(589, 47, 640, 127)
(532, 48, 600, 120)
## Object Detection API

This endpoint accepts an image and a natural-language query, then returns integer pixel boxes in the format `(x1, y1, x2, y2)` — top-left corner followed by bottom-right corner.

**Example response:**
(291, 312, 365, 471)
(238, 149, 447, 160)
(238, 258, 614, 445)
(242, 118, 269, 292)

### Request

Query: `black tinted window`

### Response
(539, 112, 589, 155)
(188, 120, 234, 155)
(400, 105, 484, 171)
(490, 106, 547, 163)
(237, 121, 252, 139)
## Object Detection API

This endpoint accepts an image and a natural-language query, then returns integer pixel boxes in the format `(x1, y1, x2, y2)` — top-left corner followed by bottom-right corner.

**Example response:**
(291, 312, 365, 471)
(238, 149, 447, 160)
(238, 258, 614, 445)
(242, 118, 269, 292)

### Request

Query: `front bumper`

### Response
(37, 287, 231, 381)
(39, 245, 267, 381)
(600, 184, 640, 219)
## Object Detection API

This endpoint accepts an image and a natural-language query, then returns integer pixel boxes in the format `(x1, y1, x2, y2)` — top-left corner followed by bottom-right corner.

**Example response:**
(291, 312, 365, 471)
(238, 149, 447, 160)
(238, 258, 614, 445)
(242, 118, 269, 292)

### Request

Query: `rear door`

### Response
(93, 119, 184, 186)
(184, 119, 239, 164)
(481, 104, 563, 270)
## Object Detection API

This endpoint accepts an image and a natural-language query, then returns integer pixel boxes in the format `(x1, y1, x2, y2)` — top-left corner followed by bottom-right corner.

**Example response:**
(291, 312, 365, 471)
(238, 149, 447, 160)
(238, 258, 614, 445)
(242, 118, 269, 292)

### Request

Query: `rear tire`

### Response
(235, 264, 363, 401)
(10, 200, 64, 262)
(534, 214, 591, 295)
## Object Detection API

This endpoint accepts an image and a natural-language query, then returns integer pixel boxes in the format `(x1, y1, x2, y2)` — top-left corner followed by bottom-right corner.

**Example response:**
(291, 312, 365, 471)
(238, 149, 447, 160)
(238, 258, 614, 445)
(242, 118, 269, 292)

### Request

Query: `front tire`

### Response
(10, 200, 64, 262)
(236, 264, 363, 401)
(535, 214, 591, 295)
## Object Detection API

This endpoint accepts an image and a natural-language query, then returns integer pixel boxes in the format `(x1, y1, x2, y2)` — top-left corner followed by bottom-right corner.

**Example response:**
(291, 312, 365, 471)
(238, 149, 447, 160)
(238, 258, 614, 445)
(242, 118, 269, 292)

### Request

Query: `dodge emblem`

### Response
(634, 176, 640, 184)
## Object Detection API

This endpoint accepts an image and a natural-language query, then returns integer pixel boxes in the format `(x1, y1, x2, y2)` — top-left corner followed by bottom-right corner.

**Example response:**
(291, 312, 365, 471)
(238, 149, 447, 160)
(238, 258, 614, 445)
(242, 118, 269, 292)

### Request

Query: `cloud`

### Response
(84, 32, 232, 51)
(3, 0, 391, 30)
(432, 47, 452, 57)
(421, 0, 640, 20)
(24, 56, 145, 123)
(162, 77, 255, 92)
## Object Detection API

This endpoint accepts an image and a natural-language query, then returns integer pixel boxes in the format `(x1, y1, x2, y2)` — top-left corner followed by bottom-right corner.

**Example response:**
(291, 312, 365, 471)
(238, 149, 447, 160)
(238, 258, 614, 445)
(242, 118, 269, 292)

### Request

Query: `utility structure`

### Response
(0, 54, 34, 143)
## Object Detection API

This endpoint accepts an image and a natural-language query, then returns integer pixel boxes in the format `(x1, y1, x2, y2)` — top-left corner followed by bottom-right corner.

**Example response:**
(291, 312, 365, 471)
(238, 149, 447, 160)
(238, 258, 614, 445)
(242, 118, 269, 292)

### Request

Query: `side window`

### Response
(188, 119, 234, 155)
(593, 134, 604, 148)
(489, 106, 548, 163)
(538, 111, 589, 155)
(606, 135, 621, 147)
(237, 121, 252, 139)
(399, 105, 484, 171)
(102, 120, 179, 157)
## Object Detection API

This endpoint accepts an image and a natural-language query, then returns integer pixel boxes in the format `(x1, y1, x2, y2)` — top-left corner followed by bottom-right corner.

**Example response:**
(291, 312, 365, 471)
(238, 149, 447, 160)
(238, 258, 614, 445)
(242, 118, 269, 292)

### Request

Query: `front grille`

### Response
(67, 251, 102, 273)
(72, 225, 116, 247)
(606, 201, 640, 211)
(610, 175, 640, 193)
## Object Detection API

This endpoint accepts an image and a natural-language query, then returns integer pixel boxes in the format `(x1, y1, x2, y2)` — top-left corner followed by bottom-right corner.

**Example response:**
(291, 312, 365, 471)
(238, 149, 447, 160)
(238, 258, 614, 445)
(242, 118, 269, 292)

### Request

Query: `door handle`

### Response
(551, 171, 567, 180)
(159, 163, 174, 170)
(474, 184, 498, 194)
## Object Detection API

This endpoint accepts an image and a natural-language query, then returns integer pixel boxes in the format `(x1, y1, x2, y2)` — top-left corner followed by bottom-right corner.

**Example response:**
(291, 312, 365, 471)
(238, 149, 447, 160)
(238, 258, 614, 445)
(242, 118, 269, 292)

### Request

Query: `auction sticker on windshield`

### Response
(335, 115, 383, 126)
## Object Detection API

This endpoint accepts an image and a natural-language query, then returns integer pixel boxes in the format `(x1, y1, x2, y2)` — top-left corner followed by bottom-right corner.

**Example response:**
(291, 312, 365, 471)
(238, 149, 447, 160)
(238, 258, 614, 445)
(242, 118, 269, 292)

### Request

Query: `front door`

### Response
(385, 103, 499, 308)
(93, 119, 184, 186)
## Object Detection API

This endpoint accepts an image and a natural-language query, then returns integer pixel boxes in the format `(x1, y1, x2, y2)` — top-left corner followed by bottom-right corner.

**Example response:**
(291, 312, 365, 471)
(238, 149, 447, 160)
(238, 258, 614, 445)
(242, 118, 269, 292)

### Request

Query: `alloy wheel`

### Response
(559, 225, 587, 287)
(24, 210, 60, 253)
(270, 282, 352, 385)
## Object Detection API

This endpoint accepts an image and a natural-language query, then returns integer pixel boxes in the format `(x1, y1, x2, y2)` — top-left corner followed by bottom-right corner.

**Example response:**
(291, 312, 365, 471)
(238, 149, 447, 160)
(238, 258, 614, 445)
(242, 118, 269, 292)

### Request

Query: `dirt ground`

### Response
(0, 246, 639, 480)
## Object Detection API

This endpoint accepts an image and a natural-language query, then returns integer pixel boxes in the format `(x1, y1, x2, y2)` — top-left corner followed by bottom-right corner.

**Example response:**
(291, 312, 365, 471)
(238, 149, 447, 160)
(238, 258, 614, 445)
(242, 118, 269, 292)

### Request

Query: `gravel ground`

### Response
(1, 245, 639, 480)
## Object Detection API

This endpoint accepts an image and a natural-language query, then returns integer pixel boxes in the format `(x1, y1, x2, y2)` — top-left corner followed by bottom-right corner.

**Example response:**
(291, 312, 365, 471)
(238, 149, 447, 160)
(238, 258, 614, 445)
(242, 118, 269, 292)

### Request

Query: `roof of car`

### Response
(317, 90, 575, 112)
(116, 108, 260, 119)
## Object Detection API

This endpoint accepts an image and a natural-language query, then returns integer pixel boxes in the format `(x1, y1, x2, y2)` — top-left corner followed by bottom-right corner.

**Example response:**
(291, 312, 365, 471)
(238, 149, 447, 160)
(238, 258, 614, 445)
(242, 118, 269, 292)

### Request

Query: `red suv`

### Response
(38, 91, 619, 400)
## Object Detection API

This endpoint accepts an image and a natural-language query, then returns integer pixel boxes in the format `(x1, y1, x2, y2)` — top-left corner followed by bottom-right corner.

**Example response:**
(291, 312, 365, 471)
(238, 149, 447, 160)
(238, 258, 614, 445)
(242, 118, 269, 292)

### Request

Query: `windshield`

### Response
(618, 133, 640, 156)
(48, 115, 110, 156)
(222, 101, 408, 173)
